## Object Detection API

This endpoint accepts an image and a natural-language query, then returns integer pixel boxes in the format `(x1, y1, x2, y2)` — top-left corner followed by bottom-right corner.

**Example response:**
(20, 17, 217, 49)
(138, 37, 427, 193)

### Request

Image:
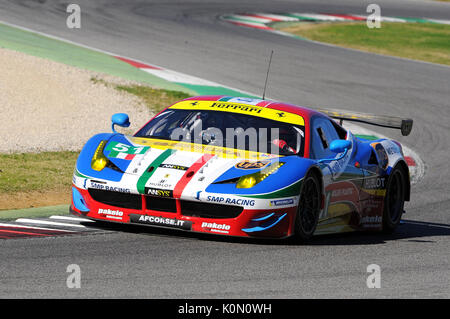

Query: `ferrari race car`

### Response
(71, 96, 413, 240)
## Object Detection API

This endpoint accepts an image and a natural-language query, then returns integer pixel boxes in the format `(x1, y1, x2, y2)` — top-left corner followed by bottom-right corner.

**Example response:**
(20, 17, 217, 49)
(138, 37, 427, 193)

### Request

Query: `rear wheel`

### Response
(294, 173, 321, 242)
(382, 166, 406, 233)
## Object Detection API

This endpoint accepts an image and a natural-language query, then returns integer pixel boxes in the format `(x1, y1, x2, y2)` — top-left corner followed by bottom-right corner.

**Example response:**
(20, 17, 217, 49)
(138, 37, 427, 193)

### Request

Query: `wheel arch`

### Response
(305, 165, 324, 208)
(392, 159, 411, 202)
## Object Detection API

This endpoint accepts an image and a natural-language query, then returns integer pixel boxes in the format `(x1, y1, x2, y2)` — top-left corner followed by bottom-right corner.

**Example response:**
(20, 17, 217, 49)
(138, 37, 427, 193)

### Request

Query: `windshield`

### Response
(135, 109, 305, 156)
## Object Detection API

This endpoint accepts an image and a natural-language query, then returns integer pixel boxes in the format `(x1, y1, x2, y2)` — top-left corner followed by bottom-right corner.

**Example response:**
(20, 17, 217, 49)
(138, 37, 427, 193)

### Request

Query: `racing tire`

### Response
(294, 172, 321, 242)
(382, 165, 406, 233)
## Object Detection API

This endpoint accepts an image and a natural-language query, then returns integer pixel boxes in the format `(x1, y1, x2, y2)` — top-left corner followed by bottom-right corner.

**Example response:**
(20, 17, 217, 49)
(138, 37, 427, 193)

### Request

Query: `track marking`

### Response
(0, 229, 48, 237)
(15, 218, 87, 228)
(49, 215, 94, 222)
(0, 222, 75, 232)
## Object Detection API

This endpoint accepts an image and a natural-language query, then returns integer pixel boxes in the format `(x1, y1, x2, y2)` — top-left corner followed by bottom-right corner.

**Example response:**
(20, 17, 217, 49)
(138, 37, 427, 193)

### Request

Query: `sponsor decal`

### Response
(129, 214, 192, 230)
(98, 208, 124, 220)
(360, 215, 382, 228)
(168, 100, 305, 126)
(235, 160, 269, 170)
(160, 163, 189, 171)
(145, 187, 173, 197)
(146, 181, 174, 189)
(90, 181, 131, 193)
(206, 196, 255, 206)
(327, 147, 352, 179)
(270, 198, 295, 206)
(209, 102, 262, 114)
(201, 222, 231, 234)
(105, 142, 149, 160)
(363, 177, 386, 189)
(331, 188, 353, 198)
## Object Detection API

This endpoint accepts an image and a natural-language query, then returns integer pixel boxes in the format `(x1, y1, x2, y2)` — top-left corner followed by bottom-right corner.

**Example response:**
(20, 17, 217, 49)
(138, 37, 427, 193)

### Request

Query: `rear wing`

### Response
(317, 108, 413, 136)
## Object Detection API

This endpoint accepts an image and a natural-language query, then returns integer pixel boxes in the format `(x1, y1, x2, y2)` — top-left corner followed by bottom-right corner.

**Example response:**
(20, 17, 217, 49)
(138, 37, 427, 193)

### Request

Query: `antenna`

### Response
(262, 50, 273, 100)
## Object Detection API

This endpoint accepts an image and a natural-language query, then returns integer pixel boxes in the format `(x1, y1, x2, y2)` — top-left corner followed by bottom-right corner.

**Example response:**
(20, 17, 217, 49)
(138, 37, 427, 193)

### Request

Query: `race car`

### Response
(71, 95, 413, 241)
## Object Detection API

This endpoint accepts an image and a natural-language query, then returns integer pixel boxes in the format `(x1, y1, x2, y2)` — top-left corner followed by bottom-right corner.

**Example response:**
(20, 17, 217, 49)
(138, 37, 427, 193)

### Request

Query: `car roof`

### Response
(180, 95, 324, 121)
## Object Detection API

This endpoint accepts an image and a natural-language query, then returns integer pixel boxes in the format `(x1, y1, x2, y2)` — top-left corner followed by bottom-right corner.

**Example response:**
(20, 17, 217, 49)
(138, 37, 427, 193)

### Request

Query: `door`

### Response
(309, 116, 364, 233)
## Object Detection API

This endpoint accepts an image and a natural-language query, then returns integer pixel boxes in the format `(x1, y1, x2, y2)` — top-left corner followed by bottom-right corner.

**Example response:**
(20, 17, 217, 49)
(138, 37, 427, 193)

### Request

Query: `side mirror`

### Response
(111, 113, 130, 133)
(329, 139, 352, 154)
(318, 139, 351, 163)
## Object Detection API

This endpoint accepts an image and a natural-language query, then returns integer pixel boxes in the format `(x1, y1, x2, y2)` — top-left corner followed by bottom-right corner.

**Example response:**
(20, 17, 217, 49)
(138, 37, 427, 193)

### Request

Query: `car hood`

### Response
(76, 134, 315, 198)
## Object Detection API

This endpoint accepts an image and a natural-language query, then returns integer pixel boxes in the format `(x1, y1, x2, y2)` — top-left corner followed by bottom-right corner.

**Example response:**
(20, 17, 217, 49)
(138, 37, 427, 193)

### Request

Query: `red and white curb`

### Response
(114, 56, 221, 87)
(221, 13, 450, 31)
(0, 216, 104, 240)
(0, 19, 255, 98)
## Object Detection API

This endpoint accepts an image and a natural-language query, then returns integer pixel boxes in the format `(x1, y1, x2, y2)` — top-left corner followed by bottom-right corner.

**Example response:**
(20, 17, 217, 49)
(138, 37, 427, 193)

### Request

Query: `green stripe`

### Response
(355, 134, 379, 141)
(222, 15, 266, 25)
(0, 23, 194, 94)
(279, 13, 319, 21)
(395, 17, 432, 24)
(136, 149, 176, 194)
(241, 179, 303, 199)
(74, 169, 90, 179)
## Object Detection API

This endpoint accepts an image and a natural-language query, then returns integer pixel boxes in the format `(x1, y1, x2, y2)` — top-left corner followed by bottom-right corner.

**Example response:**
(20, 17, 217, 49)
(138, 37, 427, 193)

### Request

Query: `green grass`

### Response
(277, 22, 450, 66)
(0, 83, 191, 211)
(115, 84, 192, 113)
(90, 77, 193, 113)
(0, 205, 68, 220)
(0, 151, 79, 194)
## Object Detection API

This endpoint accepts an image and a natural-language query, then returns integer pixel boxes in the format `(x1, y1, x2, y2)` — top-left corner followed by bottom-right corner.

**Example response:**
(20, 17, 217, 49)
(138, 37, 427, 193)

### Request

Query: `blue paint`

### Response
(208, 156, 315, 195)
(251, 212, 275, 222)
(111, 113, 130, 133)
(72, 187, 90, 212)
(242, 213, 287, 233)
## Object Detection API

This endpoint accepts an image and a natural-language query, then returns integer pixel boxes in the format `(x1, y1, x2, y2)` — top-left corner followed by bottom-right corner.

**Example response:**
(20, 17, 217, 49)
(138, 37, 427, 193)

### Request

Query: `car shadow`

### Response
(83, 219, 450, 246)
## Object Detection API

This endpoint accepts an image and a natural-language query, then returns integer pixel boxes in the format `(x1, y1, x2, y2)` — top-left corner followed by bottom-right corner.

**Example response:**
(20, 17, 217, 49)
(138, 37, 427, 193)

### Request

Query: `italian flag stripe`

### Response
(173, 154, 214, 198)
(136, 149, 176, 194)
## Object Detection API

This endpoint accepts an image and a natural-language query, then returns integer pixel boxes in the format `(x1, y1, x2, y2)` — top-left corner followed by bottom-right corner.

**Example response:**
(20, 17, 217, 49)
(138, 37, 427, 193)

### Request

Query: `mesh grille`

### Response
(88, 189, 142, 210)
(180, 200, 243, 219)
(145, 196, 177, 213)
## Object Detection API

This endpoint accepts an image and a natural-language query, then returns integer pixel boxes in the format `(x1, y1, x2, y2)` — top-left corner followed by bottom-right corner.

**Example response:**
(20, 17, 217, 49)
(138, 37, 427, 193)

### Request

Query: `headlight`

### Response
(91, 140, 109, 171)
(236, 162, 285, 189)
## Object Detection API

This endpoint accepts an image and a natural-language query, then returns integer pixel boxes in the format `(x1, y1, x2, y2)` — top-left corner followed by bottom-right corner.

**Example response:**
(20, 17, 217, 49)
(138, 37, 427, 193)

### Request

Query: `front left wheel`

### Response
(294, 172, 321, 242)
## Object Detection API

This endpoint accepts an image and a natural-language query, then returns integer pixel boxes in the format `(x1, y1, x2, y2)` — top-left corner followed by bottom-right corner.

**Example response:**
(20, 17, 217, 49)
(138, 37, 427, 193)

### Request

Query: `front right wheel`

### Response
(382, 165, 406, 233)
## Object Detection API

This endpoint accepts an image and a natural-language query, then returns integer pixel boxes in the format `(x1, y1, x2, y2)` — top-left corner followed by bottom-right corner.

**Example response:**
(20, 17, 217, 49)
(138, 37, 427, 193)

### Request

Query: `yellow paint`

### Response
(128, 137, 281, 160)
(170, 100, 305, 126)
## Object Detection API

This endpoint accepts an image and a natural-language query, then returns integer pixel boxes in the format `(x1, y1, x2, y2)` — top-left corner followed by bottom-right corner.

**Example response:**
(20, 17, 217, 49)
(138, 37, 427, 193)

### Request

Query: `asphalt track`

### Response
(0, 0, 449, 298)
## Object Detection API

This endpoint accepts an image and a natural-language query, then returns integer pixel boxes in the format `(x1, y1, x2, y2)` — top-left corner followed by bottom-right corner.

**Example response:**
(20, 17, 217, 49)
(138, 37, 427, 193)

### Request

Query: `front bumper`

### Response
(71, 185, 296, 238)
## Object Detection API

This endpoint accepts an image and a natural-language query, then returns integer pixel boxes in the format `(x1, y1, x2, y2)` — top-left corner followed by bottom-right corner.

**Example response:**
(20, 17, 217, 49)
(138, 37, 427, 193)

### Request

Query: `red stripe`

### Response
(404, 156, 416, 167)
(242, 14, 283, 22)
(0, 226, 71, 236)
(0, 229, 48, 237)
(114, 56, 161, 69)
(229, 21, 272, 30)
(323, 14, 366, 21)
(125, 154, 136, 160)
(173, 154, 214, 199)
(256, 100, 273, 107)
